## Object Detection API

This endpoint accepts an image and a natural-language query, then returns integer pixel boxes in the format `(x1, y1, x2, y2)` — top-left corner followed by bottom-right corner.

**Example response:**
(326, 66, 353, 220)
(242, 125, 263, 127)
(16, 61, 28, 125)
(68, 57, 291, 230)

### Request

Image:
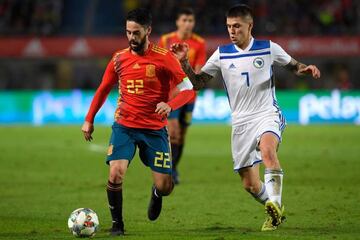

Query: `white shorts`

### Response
(231, 112, 285, 171)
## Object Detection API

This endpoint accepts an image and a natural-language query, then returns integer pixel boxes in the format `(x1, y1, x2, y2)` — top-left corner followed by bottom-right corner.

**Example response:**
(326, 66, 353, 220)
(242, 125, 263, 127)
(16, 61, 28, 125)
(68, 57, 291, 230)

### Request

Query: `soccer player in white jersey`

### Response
(171, 4, 320, 231)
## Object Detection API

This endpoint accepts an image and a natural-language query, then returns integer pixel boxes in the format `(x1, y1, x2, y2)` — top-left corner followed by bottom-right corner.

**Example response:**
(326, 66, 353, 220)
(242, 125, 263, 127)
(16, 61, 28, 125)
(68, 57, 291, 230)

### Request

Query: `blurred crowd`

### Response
(0, 0, 62, 35)
(0, 0, 359, 90)
(139, 0, 360, 36)
(0, 0, 358, 36)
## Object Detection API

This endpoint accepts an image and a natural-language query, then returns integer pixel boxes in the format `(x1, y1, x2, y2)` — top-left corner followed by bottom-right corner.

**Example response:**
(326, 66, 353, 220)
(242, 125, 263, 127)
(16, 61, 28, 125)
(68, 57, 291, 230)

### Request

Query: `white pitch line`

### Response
(89, 143, 107, 153)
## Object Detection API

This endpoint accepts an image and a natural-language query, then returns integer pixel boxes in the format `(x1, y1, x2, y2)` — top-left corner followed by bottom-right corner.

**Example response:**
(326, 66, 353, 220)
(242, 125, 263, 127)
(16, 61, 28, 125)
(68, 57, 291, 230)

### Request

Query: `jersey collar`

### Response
(234, 37, 254, 52)
(130, 42, 152, 56)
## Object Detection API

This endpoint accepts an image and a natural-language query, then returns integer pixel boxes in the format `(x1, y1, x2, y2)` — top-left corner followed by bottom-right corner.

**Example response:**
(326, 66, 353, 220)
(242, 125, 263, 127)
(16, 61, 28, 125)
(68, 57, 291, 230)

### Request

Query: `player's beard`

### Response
(129, 37, 146, 53)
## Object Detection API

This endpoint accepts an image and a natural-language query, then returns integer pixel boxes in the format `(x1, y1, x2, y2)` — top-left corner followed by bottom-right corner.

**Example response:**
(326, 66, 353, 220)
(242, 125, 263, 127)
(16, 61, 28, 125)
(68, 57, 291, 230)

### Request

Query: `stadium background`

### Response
(0, 1, 360, 240)
(0, 0, 359, 124)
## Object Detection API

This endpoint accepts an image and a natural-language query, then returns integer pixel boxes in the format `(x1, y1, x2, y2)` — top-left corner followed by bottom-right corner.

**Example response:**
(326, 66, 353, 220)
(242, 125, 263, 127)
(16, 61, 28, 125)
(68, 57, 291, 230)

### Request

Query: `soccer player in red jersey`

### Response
(158, 8, 206, 184)
(81, 8, 194, 236)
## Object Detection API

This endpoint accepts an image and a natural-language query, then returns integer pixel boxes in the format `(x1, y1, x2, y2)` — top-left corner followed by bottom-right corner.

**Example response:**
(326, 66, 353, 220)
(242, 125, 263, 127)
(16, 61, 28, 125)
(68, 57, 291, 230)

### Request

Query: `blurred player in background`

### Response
(171, 4, 320, 231)
(159, 8, 206, 184)
(81, 8, 194, 236)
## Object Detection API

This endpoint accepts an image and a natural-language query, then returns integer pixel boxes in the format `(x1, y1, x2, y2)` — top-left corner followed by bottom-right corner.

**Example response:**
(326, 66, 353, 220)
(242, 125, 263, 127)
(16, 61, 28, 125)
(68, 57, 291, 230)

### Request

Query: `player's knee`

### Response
(109, 165, 126, 184)
(170, 133, 181, 145)
(169, 128, 181, 144)
(168, 121, 181, 144)
(260, 145, 278, 164)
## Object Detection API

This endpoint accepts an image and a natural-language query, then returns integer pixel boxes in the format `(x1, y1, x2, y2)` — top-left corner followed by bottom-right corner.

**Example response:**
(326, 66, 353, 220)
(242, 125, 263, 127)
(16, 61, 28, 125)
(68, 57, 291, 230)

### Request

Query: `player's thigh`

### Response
(138, 128, 172, 175)
(259, 132, 279, 151)
(256, 114, 283, 164)
(167, 118, 181, 143)
(107, 122, 136, 166)
(258, 132, 280, 163)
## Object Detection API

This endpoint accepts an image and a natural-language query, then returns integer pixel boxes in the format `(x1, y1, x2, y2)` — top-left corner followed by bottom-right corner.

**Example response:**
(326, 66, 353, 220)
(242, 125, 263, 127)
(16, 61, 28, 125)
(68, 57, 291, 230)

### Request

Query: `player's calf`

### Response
(107, 181, 125, 236)
(148, 174, 174, 221)
(260, 146, 280, 170)
(247, 182, 269, 205)
(259, 133, 281, 170)
(239, 165, 268, 205)
(154, 176, 174, 196)
(107, 160, 128, 236)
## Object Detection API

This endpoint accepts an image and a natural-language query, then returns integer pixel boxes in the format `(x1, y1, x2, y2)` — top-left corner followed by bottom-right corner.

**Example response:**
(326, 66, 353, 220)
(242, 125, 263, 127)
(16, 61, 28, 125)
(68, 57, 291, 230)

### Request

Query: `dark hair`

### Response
(176, 7, 195, 20)
(226, 4, 253, 20)
(126, 8, 152, 27)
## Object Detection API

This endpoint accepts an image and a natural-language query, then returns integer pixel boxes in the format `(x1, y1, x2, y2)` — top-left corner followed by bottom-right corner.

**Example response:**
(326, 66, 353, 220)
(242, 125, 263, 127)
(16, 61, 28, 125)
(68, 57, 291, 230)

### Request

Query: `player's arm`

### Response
(82, 60, 118, 141)
(155, 52, 195, 116)
(170, 43, 213, 90)
(271, 41, 321, 79)
(155, 78, 195, 116)
(285, 58, 321, 79)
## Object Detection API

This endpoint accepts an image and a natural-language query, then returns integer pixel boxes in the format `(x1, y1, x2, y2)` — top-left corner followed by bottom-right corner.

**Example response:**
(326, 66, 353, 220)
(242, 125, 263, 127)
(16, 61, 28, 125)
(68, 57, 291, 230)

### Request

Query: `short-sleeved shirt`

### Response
(201, 38, 291, 126)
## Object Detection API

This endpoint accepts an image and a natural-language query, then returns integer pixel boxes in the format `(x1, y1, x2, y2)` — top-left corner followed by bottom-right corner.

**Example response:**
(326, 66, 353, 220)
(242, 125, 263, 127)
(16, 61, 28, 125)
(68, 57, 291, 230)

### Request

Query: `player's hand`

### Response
(299, 65, 321, 79)
(155, 102, 171, 117)
(82, 121, 94, 141)
(170, 43, 189, 62)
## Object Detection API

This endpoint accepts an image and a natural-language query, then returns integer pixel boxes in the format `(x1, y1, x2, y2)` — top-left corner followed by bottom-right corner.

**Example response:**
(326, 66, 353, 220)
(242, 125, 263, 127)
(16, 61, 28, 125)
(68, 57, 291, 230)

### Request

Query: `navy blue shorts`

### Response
(168, 103, 195, 127)
(106, 122, 172, 175)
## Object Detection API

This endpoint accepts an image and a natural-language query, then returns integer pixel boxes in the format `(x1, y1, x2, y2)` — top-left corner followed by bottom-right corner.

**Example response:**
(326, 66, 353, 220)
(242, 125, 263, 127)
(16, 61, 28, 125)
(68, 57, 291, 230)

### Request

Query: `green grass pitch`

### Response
(0, 124, 359, 240)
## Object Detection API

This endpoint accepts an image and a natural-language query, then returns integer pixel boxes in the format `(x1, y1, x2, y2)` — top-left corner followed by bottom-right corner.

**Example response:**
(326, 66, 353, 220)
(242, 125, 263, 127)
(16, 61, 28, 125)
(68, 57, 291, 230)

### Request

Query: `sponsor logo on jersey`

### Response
(229, 63, 236, 69)
(132, 63, 141, 69)
(253, 57, 264, 68)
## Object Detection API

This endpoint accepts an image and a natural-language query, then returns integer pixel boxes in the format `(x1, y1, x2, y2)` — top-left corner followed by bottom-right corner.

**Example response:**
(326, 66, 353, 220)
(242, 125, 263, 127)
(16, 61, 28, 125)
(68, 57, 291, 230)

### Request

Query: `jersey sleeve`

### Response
(270, 41, 292, 66)
(85, 59, 118, 123)
(201, 48, 221, 77)
(194, 41, 207, 68)
(166, 52, 188, 86)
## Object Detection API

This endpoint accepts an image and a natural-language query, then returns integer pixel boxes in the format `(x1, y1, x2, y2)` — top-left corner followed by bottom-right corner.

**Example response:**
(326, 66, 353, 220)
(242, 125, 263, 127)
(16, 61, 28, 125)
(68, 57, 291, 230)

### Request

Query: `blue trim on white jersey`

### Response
(249, 39, 270, 51)
(221, 77, 231, 107)
(271, 84, 286, 131)
(219, 51, 270, 60)
(219, 44, 238, 54)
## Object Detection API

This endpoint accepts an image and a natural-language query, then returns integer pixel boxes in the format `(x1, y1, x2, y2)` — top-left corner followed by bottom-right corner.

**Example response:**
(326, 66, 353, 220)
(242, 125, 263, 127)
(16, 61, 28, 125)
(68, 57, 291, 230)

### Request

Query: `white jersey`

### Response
(202, 38, 291, 128)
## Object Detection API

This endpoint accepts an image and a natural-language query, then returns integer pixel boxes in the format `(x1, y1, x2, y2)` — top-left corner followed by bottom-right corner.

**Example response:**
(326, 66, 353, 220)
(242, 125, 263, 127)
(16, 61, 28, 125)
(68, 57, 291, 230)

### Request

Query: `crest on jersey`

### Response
(146, 64, 156, 77)
(253, 57, 264, 69)
(107, 145, 113, 156)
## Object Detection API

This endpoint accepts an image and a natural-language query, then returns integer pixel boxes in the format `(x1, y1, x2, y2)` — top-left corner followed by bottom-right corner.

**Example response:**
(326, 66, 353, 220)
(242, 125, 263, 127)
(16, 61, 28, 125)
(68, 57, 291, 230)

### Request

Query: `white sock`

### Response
(251, 181, 269, 205)
(264, 169, 283, 206)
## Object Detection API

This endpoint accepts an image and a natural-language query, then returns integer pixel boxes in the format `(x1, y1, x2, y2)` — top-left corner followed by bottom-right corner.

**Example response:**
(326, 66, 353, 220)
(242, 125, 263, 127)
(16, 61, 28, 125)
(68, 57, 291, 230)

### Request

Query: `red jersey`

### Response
(85, 43, 188, 130)
(159, 32, 206, 103)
